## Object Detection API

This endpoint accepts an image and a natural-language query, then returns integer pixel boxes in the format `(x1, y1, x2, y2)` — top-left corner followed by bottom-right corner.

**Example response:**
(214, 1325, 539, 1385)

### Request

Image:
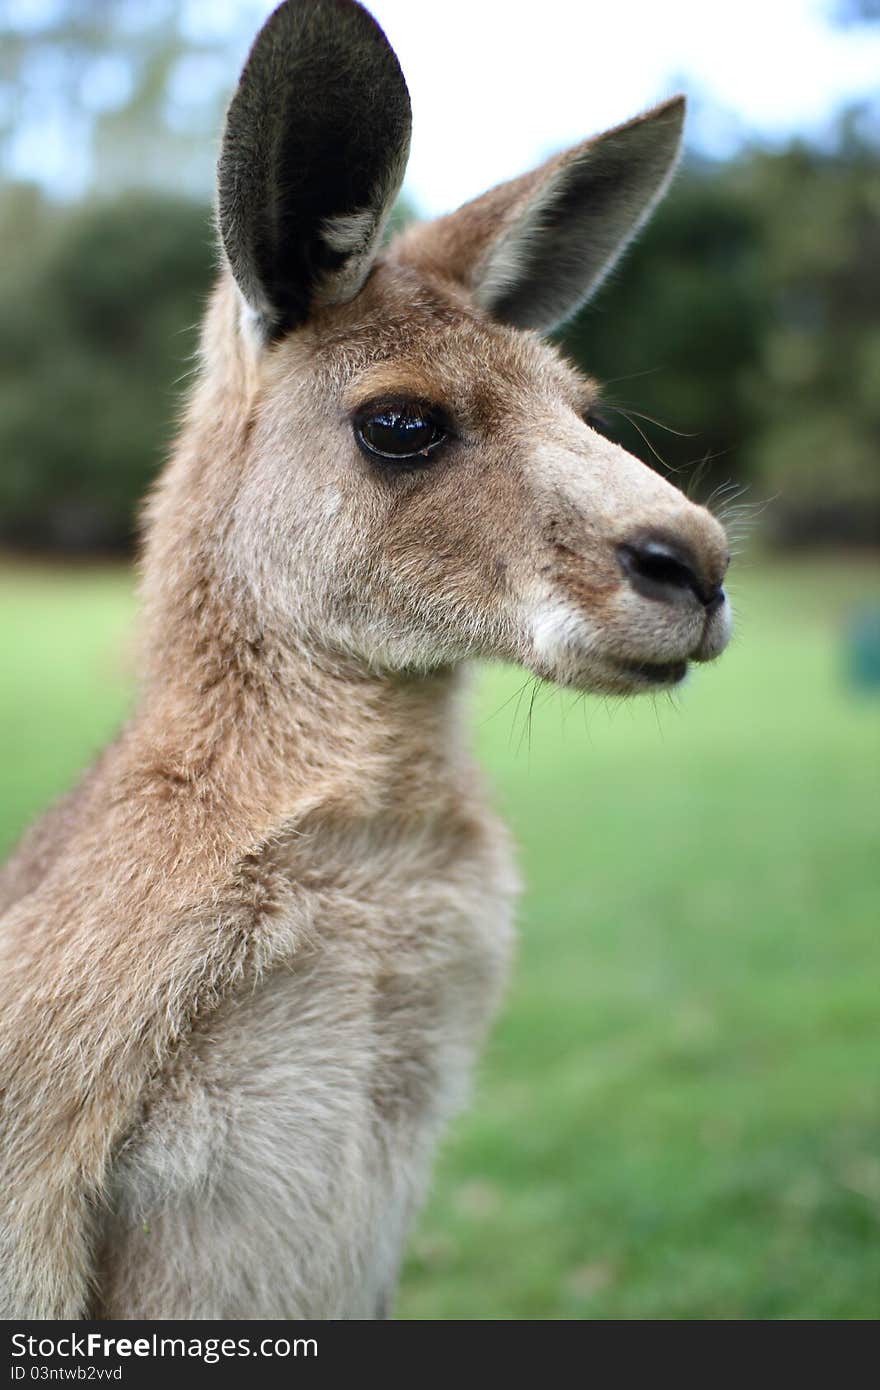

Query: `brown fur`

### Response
(0, 1, 730, 1319)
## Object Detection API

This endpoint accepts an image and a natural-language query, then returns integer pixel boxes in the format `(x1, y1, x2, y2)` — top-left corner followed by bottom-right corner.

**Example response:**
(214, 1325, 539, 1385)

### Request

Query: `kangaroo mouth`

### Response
(614, 657, 689, 687)
(607, 600, 731, 690)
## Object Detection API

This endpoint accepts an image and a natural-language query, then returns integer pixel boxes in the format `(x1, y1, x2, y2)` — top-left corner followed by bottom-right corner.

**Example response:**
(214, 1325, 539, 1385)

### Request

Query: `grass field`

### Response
(1, 556, 878, 1319)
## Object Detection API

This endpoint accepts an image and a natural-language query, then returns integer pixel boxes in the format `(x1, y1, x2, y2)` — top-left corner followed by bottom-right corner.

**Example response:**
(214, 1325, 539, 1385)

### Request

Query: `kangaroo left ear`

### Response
(396, 97, 685, 334)
(218, 0, 412, 342)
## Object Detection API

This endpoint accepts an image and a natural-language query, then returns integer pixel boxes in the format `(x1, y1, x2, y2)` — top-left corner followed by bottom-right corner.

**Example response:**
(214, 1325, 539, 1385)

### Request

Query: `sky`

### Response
(4, 0, 880, 211)
(363, 0, 880, 214)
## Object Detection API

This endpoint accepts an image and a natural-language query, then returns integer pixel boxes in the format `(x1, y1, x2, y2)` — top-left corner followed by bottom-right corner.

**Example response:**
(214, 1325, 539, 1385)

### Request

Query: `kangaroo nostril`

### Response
(618, 535, 721, 609)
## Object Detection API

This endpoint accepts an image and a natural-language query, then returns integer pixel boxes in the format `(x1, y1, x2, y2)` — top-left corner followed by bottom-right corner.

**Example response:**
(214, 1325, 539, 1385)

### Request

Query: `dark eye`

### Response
(355, 403, 446, 463)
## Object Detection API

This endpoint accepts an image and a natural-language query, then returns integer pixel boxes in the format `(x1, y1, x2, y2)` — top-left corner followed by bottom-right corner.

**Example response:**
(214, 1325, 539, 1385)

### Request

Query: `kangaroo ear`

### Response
(218, 0, 411, 341)
(397, 98, 684, 334)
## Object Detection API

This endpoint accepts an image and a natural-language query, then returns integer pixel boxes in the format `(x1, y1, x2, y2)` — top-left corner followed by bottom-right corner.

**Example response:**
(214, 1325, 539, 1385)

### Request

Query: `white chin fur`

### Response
(529, 599, 597, 676)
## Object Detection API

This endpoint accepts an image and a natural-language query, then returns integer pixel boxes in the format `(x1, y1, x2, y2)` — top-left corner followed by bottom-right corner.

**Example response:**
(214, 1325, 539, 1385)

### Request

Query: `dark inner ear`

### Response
(485, 107, 685, 332)
(487, 163, 632, 329)
(218, 0, 411, 339)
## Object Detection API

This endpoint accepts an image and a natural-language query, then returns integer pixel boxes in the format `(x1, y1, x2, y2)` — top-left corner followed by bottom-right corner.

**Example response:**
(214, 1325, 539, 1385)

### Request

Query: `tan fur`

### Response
(0, 4, 730, 1321)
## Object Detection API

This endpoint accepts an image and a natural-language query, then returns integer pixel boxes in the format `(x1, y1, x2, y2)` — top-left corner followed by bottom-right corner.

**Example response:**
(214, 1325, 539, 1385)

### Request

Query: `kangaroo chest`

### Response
(98, 815, 518, 1318)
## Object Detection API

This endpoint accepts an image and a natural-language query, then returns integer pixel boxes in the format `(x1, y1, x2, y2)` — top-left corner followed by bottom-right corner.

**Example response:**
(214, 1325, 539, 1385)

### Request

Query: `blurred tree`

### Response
(0, 183, 215, 550)
(737, 119, 880, 543)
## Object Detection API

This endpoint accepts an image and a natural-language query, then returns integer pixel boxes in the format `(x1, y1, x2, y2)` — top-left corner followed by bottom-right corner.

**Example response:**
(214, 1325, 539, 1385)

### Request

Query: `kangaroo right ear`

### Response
(395, 97, 685, 335)
(217, 0, 411, 342)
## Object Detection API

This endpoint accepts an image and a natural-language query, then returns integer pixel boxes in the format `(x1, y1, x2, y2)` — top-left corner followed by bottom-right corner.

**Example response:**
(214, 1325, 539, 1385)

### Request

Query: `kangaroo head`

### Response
(204, 0, 730, 694)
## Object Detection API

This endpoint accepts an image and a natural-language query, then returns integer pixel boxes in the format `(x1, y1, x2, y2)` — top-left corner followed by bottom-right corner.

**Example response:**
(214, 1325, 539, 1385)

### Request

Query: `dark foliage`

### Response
(0, 186, 215, 551)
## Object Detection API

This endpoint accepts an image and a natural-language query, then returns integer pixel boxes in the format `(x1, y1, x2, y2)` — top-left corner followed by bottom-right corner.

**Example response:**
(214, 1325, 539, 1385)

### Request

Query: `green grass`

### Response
(1, 556, 878, 1319)
(0, 563, 135, 847)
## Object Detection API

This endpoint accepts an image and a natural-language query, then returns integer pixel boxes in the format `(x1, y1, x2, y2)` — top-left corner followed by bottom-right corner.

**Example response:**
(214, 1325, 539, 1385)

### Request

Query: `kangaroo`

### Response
(0, 0, 731, 1320)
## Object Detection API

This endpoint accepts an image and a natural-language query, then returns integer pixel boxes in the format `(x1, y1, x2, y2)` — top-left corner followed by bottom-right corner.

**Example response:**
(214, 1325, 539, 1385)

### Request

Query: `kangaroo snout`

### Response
(613, 508, 733, 677)
(528, 437, 733, 693)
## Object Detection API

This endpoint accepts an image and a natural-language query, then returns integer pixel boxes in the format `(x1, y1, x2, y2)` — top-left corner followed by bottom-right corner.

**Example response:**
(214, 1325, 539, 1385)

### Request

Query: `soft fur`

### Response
(0, 0, 730, 1319)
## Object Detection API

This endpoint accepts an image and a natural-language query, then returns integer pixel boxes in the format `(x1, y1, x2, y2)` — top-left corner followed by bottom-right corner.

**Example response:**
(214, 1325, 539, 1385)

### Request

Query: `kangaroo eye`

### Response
(355, 403, 446, 463)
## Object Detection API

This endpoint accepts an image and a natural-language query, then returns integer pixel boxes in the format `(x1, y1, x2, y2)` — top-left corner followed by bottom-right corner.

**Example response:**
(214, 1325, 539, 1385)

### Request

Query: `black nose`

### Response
(618, 534, 725, 610)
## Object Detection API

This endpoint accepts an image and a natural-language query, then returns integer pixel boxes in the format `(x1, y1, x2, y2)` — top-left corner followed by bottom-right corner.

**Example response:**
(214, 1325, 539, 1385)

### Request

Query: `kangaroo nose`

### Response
(618, 533, 726, 610)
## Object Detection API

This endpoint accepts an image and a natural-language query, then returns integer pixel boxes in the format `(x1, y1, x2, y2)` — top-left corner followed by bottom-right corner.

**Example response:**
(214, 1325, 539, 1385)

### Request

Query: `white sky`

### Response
(360, 0, 880, 214)
(5, 0, 880, 208)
